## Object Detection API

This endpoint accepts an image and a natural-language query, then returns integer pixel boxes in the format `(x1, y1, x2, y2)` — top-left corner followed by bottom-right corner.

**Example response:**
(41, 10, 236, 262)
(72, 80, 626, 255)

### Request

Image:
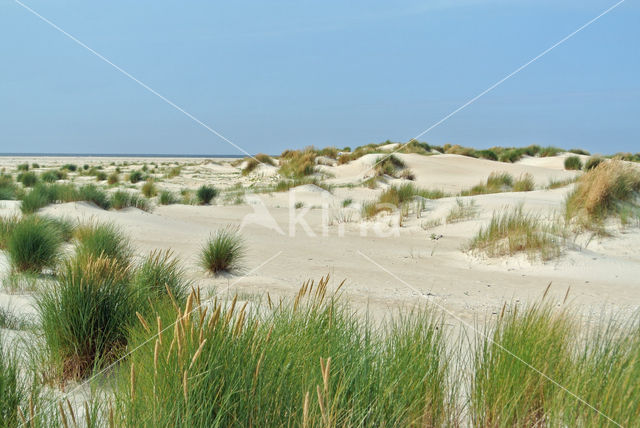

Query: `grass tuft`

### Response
(468, 206, 563, 260)
(200, 226, 245, 275)
(133, 249, 190, 305)
(7, 216, 63, 273)
(564, 156, 583, 170)
(74, 222, 134, 269)
(196, 185, 217, 205)
(37, 254, 138, 381)
(564, 160, 640, 231)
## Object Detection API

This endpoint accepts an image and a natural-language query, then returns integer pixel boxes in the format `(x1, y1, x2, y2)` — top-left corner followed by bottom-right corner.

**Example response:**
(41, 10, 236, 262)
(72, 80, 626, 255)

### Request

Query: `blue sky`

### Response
(1, 0, 638, 155)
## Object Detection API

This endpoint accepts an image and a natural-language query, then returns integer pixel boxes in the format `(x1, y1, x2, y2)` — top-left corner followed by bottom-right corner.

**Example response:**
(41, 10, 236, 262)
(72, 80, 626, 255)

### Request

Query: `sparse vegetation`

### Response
(241, 153, 275, 175)
(362, 184, 446, 219)
(468, 206, 563, 260)
(200, 226, 245, 275)
(513, 173, 535, 192)
(446, 198, 478, 223)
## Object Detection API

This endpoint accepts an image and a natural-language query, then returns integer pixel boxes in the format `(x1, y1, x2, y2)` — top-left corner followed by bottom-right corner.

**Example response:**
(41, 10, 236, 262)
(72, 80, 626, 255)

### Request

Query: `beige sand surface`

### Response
(2, 153, 638, 328)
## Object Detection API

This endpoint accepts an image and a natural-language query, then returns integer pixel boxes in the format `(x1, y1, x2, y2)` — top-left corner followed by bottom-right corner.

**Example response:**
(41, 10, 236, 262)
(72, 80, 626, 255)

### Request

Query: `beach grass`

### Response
(196, 185, 217, 205)
(200, 226, 245, 275)
(564, 160, 640, 232)
(6, 215, 63, 273)
(36, 255, 138, 381)
(468, 206, 563, 260)
(114, 276, 454, 427)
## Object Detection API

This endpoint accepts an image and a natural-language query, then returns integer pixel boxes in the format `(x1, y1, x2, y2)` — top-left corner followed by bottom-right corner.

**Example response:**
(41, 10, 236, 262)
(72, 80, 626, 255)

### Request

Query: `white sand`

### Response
(1, 154, 639, 328)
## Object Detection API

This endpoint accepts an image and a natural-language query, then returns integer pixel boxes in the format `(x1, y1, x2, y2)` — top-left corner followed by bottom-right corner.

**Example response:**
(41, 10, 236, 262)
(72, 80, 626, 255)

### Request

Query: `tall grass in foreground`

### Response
(199, 226, 245, 274)
(7, 216, 63, 273)
(468, 206, 563, 260)
(472, 301, 640, 427)
(36, 255, 138, 382)
(115, 276, 454, 427)
(471, 302, 575, 426)
(0, 332, 27, 427)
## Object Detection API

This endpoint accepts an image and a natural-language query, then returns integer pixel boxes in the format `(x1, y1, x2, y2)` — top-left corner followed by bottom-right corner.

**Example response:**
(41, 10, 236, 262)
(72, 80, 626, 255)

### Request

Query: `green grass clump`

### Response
(512, 173, 535, 192)
(0, 174, 17, 200)
(111, 190, 149, 211)
(17, 171, 38, 187)
(133, 249, 190, 305)
(16, 163, 29, 171)
(36, 255, 137, 381)
(474, 149, 498, 161)
(7, 216, 63, 273)
(564, 160, 640, 231)
(77, 184, 111, 209)
(278, 148, 316, 178)
(569, 148, 590, 156)
(362, 184, 446, 219)
(446, 198, 478, 223)
(61, 163, 77, 172)
(40, 170, 64, 183)
(39, 216, 76, 242)
(115, 276, 453, 427)
(462, 172, 516, 196)
(75, 222, 133, 268)
(471, 302, 575, 426)
(200, 226, 245, 275)
(539, 146, 563, 157)
(374, 154, 407, 177)
(167, 166, 181, 178)
(159, 190, 178, 205)
(468, 206, 563, 260)
(0, 215, 19, 249)
(141, 179, 157, 197)
(561, 315, 640, 426)
(95, 171, 107, 181)
(583, 156, 604, 171)
(241, 153, 275, 175)
(196, 185, 217, 205)
(0, 332, 28, 427)
(20, 185, 52, 214)
(107, 172, 119, 185)
(129, 170, 144, 183)
(564, 156, 583, 170)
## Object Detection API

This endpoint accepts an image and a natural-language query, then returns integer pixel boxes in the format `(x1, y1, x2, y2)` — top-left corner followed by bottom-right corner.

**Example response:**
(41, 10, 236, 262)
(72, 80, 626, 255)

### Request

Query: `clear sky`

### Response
(1, 0, 638, 155)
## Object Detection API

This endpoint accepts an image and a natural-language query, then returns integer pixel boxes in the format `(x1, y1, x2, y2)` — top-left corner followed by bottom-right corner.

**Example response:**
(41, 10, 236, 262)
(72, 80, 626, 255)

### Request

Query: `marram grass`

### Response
(114, 276, 455, 427)
(199, 226, 245, 275)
